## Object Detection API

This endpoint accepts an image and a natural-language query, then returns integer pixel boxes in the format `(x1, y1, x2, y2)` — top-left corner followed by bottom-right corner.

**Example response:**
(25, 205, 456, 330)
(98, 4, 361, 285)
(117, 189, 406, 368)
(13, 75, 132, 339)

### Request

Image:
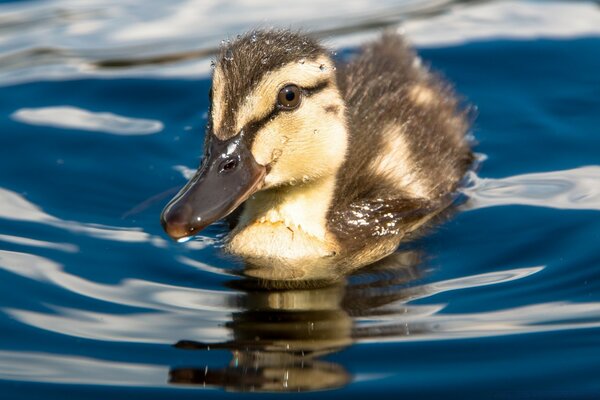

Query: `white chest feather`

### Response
(226, 176, 339, 262)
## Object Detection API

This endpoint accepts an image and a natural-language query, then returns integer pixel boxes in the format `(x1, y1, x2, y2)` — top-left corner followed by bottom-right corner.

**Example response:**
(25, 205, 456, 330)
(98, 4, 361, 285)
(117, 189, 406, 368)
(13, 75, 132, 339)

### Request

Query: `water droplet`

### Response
(265, 39, 270, 45)
(331, 50, 338, 57)
(298, 58, 306, 65)
(236, 34, 241, 40)
(319, 64, 326, 71)
(210, 60, 216, 69)
(261, 58, 268, 65)
(302, 175, 309, 183)
(224, 49, 234, 61)
(250, 33, 257, 43)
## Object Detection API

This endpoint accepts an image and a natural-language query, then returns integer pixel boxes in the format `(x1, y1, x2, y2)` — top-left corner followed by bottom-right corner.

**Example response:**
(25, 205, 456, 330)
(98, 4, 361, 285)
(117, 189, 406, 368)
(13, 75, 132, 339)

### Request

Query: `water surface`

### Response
(1, 0, 600, 398)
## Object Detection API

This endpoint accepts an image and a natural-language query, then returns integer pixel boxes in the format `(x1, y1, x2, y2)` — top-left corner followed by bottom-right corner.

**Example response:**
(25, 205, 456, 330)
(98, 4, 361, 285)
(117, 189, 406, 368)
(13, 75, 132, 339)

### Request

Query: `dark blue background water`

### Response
(1, 1, 600, 398)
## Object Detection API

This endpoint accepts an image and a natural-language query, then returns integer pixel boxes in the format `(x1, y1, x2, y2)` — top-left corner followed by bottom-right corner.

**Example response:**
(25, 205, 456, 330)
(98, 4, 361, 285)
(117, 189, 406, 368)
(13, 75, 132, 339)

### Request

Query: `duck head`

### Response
(161, 30, 348, 241)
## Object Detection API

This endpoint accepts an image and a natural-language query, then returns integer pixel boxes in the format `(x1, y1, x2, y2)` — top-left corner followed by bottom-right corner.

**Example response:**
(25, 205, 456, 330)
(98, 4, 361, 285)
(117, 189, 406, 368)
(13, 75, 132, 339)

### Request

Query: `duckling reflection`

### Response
(169, 251, 422, 393)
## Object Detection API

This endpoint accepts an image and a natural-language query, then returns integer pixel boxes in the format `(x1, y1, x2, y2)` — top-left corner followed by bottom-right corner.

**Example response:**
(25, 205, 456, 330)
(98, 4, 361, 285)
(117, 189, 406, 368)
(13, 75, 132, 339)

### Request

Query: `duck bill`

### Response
(161, 135, 266, 241)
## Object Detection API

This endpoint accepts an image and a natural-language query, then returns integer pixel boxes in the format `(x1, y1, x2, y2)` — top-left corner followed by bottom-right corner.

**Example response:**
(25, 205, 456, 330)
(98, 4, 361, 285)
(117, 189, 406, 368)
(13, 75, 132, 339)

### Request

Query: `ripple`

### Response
(3, 253, 597, 346)
(7, 306, 230, 344)
(462, 166, 600, 211)
(11, 106, 163, 135)
(0, 249, 240, 313)
(2, 246, 599, 392)
(0, 351, 167, 387)
(403, 1, 600, 47)
(0, 187, 166, 245)
(0, 233, 78, 253)
(1, 1, 599, 86)
(356, 301, 600, 343)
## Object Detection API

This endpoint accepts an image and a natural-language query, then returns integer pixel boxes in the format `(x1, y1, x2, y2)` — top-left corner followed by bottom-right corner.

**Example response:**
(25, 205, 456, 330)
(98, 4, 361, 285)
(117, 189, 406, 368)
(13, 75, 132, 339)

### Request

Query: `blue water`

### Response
(1, 1, 600, 398)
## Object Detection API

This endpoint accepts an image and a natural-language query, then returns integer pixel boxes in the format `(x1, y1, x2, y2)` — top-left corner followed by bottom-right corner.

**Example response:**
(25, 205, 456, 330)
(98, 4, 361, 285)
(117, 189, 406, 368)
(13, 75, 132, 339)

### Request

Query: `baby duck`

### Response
(161, 30, 472, 276)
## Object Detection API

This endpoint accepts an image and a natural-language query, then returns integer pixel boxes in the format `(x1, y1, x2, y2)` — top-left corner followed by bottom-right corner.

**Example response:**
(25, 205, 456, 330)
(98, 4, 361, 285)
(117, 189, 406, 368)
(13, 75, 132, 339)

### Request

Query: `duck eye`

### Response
(277, 84, 301, 109)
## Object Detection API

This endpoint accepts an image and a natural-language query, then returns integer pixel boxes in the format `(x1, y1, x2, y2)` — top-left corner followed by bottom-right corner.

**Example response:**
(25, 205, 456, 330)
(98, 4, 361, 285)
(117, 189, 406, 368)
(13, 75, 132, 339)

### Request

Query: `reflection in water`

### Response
(402, 0, 600, 47)
(11, 106, 163, 135)
(3, 242, 600, 390)
(0, 351, 166, 387)
(462, 166, 600, 211)
(170, 294, 352, 391)
(0, 233, 78, 253)
(2, 164, 600, 390)
(171, 252, 420, 392)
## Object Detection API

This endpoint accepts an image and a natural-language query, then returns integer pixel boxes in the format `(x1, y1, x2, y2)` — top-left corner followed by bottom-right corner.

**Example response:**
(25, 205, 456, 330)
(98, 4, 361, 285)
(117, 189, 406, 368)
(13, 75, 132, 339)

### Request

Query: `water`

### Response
(1, 0, 600, 398)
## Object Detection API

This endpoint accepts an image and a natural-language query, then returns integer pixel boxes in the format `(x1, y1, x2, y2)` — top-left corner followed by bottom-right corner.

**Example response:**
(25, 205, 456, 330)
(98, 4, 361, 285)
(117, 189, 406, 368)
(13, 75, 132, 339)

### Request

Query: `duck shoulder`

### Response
(328, 33, 473, 255)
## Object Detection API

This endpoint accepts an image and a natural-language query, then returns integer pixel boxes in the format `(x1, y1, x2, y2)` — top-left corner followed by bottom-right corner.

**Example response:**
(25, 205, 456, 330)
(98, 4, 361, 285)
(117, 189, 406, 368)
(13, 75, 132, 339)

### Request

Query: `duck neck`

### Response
(238, 175, 338, 240)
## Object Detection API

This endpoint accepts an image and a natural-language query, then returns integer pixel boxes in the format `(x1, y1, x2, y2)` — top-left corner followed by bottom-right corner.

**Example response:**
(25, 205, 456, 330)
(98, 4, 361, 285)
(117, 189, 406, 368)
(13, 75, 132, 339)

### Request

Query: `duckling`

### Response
(161, 29, 473, 276)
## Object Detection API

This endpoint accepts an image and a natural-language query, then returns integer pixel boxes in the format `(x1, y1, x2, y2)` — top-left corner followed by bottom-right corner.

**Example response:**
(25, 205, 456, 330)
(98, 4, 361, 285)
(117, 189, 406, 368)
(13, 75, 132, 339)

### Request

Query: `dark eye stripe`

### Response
(239, 80, 330, 144)
(243, 79, 331, 139)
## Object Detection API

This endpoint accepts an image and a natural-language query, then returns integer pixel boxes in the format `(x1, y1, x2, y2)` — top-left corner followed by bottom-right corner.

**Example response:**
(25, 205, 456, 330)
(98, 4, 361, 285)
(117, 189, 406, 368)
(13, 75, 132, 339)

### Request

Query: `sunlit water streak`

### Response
(462, 166, 600, 212)
(11, 106, 163, 135)
(0, 187, 165, 245)
(0, 351, 168, 387)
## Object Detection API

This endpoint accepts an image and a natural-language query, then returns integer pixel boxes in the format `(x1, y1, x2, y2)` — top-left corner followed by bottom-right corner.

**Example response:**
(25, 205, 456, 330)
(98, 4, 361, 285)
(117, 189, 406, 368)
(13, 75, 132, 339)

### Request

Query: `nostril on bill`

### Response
(219, 158, 238, 173)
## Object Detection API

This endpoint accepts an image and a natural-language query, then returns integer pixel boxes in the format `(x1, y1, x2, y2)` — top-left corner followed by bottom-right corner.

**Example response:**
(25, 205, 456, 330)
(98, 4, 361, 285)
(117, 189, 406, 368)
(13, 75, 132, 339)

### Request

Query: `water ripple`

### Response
(0, 233, 78, 253)
(2, 252, 597, 346)
(463, 166, 600, 211)
(0, 351, 167, 387)
(12, 106, 163, 135)
(0, 187, 166, 245)
(0, 249, 241, 314)
(1, 1, 599, 86)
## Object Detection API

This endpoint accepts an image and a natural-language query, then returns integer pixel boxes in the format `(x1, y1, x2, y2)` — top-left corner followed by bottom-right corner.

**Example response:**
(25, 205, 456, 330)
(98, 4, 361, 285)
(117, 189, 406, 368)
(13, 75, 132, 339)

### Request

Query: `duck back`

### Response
(329, 33, 473, 262)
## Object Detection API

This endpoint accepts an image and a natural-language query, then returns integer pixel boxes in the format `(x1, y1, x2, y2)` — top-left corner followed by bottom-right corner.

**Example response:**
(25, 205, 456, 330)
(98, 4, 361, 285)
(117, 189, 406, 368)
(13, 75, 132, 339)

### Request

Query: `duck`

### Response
(161, 29, 473, 278)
